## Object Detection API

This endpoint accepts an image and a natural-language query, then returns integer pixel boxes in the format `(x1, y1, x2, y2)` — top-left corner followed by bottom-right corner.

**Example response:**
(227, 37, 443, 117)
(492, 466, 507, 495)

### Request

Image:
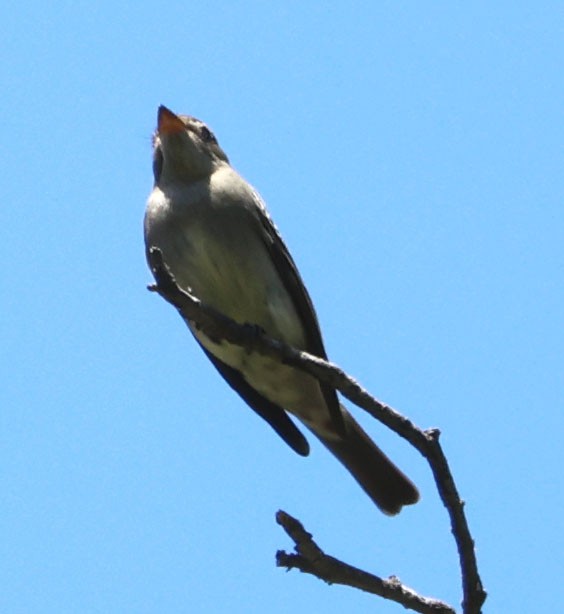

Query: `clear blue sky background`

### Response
(2, 3, 562, 613)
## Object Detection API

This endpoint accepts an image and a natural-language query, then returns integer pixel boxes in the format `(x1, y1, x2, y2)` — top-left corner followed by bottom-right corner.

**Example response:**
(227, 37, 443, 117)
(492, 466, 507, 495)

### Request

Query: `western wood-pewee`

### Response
(144, 105, 419, 515)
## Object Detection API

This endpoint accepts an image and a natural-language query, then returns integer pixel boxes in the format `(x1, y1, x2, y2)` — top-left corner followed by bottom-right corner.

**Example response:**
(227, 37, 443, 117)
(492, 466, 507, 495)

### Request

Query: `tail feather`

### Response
(317, 408, 419, 515)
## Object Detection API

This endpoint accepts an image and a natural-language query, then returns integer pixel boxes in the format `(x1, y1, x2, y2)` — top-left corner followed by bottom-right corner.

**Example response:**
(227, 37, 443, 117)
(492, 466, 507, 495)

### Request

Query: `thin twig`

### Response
(275, 511, 456, 614)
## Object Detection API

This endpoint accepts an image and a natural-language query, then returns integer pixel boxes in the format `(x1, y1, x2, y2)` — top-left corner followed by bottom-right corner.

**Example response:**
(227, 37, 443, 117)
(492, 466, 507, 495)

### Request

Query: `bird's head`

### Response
(152, 105, 229, 184)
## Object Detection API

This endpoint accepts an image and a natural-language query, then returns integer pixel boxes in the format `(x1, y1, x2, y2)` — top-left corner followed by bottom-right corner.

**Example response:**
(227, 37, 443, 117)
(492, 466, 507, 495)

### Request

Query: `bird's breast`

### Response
(146, 185, 305, 348)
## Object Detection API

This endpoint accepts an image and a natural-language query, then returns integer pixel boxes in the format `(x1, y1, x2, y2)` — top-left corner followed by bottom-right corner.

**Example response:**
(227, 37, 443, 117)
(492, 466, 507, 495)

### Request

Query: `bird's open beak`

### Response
(158, 105, 185, 135)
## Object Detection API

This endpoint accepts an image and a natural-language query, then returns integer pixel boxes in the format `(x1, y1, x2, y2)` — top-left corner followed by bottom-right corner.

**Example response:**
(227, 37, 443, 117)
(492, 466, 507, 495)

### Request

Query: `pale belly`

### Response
(151, 207, 331, 425)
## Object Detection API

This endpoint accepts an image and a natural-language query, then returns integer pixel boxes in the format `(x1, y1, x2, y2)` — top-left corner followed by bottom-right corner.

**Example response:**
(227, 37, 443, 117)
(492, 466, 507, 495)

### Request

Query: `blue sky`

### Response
(2, 2, 563, 612)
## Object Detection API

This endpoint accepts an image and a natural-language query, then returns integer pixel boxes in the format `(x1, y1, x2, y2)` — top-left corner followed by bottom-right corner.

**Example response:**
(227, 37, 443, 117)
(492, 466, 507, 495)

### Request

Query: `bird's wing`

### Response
(197, 340, 310, 456)
(250, 193, 346, 436)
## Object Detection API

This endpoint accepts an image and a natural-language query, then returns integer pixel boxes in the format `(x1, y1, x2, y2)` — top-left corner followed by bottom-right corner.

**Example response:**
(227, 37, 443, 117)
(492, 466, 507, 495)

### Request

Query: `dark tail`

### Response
(317, 408, 419, 515)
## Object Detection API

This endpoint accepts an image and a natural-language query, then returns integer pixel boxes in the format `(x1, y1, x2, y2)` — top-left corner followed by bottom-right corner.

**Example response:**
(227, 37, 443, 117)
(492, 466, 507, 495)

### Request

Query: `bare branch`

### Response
(147, 247, 486, 613)
(275, 511, 456, 614)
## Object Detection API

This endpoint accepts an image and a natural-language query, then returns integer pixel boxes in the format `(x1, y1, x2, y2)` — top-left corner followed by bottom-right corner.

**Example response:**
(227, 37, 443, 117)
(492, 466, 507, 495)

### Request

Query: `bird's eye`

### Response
(152, 146, 163, 182)
(200, 126, 216, 144)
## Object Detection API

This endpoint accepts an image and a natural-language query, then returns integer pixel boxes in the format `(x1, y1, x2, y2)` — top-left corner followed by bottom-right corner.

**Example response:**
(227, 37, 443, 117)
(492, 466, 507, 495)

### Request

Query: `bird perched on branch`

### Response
(144, 105, 419, 515)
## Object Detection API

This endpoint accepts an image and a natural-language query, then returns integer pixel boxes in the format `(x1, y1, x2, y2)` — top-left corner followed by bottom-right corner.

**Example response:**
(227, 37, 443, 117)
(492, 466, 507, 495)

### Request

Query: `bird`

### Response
(144, 105, 419, 515)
